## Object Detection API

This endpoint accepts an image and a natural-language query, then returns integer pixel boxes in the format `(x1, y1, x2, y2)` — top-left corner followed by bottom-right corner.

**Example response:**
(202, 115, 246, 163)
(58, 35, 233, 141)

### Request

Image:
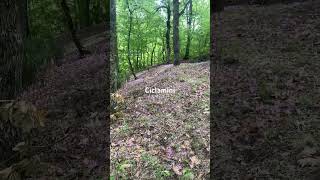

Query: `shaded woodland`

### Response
(1, 0, 108, 178)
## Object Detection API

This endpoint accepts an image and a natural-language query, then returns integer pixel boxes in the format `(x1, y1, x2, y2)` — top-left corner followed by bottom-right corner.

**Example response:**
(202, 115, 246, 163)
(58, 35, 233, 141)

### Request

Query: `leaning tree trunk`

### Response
(110, 0, 119, 92)
(0, 0, 24, 99)
(60, 0, 90, 58)
(173, 0, 180, 66)
(184, 0, 192, 60)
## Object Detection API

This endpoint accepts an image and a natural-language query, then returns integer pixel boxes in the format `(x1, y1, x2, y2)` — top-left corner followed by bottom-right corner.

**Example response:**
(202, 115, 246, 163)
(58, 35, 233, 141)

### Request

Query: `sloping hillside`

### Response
(212, 0, 320, 179)
(18, 41, 107, 179)
(111, 62, 210, 179)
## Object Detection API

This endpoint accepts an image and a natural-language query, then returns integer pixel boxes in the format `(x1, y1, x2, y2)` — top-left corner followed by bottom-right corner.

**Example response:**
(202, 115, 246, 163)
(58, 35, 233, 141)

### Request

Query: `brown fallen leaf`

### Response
(190, 156, 201, 168)
(172, 164, 182, 176)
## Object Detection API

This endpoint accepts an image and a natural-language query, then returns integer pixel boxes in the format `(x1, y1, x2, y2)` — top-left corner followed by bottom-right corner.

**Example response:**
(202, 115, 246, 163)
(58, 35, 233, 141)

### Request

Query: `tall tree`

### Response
(156, 0, 172, 64)
(165, 1, 172, 64)
(173, 0, 180, 65)
(150, 43, 156, 66)
(184, 0, 192, 60)
(0, 0, 24, 99)
(126, 0, 137, 79)
(212, 0, 224, 13)
(17, 0, 30, 38)
(156, 0, 190, 64)
(110, 0, 119, 91)
(60, 0, 91, 58)
(78, 0, 91, 28)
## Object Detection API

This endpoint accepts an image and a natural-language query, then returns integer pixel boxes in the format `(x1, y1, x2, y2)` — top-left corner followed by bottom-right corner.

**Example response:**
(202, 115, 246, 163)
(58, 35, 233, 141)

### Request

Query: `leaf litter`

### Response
(212, 1, 320, 179)
(111, 62, 210, 179)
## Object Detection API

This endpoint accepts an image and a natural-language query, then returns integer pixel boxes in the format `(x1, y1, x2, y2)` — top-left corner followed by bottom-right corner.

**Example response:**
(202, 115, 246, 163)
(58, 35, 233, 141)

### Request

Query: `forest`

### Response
(111, 0, 210, 91)
(1, 0, 108, 98)
(1, 0, 319, 179)
(1, 0, 108, 179)
(110, 0, 210, 179)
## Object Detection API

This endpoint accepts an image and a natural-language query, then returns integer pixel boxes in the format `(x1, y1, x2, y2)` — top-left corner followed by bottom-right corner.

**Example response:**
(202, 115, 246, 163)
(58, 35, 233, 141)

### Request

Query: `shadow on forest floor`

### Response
(212, 0, 320, 179)
(111, 61, 210, 179)
(18, 39, 107, 178)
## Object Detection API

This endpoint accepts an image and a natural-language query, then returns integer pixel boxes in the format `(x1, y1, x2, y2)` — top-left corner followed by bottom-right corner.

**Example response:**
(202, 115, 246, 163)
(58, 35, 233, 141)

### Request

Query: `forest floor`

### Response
(212, 0, 320, 179)
(19, 40, 107, 179)
(111, 62, 210, 179)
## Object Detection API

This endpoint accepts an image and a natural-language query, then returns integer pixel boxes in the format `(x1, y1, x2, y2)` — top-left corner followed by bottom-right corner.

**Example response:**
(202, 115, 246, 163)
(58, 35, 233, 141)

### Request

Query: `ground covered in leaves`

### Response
(111, 62, 210, 179)
(18, 40, 107, 179)
(212, 1, 320, 179)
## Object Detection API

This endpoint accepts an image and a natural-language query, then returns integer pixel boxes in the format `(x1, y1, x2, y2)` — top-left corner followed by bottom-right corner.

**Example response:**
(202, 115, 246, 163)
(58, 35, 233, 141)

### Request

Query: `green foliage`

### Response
(29, 0, 65, 37)
(182, 168, 195, 179)
(115, 0, 210, 88)
(141, 153, 172, 179)
(112, 160, 136, 179)
(23, 0, 106, 91)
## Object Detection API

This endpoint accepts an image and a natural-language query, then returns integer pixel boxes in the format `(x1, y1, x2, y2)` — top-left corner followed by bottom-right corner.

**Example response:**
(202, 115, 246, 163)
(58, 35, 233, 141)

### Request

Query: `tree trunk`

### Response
(135, 49, 139, 70)
(162, 37, 166, 62)
(184, 0, 192, 60)
(151, 44, 156, 66)
(173, 0, 180, 66)
(212, 0, 224, 13)
(110, 0, 119, 92)
(60, 0, 90, 58)
(17, 0, 30, 38)
(0, 1, 24, 99)
(166, 2, 171, 64)
(126, 2, 137, 79)
(79, 0, 91, 28)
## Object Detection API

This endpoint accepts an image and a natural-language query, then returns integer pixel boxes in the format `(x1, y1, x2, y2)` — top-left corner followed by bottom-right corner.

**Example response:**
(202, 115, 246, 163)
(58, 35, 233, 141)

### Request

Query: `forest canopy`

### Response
(113, 0, 210, 89)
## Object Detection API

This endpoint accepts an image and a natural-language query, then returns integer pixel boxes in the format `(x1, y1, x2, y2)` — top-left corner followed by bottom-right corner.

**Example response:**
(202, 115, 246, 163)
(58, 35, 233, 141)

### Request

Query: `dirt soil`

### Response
(111, 62, 210, 179)
(212, 1, 320, 179)
(19, 40, 108, 179)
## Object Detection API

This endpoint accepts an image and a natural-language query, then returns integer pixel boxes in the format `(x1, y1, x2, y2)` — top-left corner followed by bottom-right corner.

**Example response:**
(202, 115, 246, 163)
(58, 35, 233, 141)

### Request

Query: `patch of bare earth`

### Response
(111, 62, 210, 179)
(212, 1, 320, 179)
(19, 41, 107, 179)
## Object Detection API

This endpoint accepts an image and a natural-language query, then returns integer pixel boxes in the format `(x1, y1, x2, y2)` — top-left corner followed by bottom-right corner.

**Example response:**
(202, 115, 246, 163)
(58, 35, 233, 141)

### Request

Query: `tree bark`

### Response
(126, 0, 137, 79)
(184, 0, 192, 60)
(110, 0, 119, 92)
(17, 0, 30, 38)
(210, 1, 222, 177)
(212, 0, 224, 13)
(173, 0, 180, 65)
(0, 0, 24, 99)
(60, 0, 91, 58)
(135, 49, 139, 70)
(166, 1, 171, 64)
(78, 0, 91, 28)
(151, 44, 156, 66)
